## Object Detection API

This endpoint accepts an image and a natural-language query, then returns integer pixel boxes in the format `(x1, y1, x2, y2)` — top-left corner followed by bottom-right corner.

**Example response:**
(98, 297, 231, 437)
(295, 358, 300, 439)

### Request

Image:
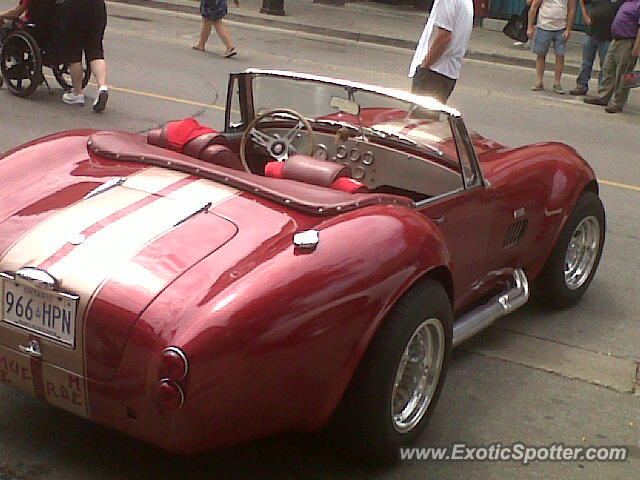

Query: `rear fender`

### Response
(132, 204, 452, 447)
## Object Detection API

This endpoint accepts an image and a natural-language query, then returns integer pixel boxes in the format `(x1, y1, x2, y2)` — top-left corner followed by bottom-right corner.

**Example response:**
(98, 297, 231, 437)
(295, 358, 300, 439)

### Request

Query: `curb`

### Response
(109, 0, 591, 76)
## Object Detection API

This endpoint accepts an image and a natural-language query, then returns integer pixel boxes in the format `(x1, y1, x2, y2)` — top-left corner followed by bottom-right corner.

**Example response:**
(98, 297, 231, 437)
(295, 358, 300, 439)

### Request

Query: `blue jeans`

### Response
(576, 35, 610, 90)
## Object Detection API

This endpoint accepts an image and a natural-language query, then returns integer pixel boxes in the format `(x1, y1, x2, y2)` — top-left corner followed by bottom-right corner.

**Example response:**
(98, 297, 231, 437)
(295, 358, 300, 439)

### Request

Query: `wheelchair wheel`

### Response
(52, 57, 91, 92)
(0, 30, 43, 97)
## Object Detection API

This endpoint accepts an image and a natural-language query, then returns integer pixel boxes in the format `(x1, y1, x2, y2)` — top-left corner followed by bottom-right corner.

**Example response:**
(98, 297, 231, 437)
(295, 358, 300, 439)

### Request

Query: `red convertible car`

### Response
(0, 69, 605, 460)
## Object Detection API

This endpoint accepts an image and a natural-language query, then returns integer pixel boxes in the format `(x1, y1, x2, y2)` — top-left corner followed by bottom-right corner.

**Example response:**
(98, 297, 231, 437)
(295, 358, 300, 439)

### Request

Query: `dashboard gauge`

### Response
(336, 145, 348, 160)
(363, 151, 374, 165)
(314, 144, 328, 160)
(349, 149, 360, 162)
(353, 167, 366, 180)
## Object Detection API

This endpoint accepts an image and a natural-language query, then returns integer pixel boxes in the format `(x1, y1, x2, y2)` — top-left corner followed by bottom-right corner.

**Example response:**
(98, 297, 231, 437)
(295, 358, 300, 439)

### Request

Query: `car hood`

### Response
(0, 132, 275, 382)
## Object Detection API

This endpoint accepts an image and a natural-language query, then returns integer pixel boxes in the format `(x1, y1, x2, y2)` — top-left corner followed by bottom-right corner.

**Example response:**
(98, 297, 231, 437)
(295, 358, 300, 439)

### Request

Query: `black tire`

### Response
(333, 278, 453, 462)
(0, 30, 42, 97)
(535, 191, 605, 307)
(52, 58, 91, 91)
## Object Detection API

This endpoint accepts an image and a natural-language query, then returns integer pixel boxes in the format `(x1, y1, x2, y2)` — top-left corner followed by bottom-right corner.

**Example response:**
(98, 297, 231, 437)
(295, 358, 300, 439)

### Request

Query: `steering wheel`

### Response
(239, 108, 316, 174)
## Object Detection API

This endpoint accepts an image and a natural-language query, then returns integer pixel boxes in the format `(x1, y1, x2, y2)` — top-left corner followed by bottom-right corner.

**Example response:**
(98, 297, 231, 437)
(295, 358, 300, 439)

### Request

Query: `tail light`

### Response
(161, 347, 189, 381)
(157, 379, 184, 411)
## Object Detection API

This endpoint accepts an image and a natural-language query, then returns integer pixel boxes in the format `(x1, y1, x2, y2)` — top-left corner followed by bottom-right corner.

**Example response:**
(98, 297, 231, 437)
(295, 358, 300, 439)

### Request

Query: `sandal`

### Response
(531, 83, 544, 91)
(191, 45, 205, 52)
(223, 48, 237, 58)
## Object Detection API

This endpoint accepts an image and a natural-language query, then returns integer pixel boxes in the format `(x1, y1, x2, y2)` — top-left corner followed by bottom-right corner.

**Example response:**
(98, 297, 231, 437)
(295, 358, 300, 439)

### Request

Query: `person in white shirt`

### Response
(408, 0, 474, 104)
(527, 0, 577, 94)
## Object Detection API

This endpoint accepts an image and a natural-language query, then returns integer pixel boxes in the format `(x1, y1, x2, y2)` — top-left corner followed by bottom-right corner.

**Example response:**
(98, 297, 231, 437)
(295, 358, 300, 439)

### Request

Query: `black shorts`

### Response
(411, 66, 457, 104)
(63, 0, 107, 63)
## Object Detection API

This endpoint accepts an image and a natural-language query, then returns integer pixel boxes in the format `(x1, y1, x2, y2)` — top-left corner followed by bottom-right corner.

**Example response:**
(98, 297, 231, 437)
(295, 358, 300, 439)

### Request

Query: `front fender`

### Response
(482, 142, 597, 279)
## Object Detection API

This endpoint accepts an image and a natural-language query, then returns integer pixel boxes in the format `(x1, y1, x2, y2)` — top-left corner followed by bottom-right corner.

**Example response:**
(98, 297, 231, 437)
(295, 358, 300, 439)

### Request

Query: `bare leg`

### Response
(554, 54, 564, 85)
(193, 17, 212, 50)
(213, 19, 234, 52)
(90, 59, 107, 89)
(535, 54, 545, 85)
(69, 62, 84, 95)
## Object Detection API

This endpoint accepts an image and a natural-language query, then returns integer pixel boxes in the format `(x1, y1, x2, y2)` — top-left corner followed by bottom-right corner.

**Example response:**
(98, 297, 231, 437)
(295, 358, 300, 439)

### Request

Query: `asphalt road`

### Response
(0, 2, 638, 479)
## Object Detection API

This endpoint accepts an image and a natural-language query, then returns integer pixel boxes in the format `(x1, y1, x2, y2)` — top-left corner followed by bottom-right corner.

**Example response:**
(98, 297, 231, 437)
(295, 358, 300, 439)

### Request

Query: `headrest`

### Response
(279, 155, 350, 188)
(146, 119, 226, 154)
(183, 132, 228, 158)
(200, 144, 244, 170)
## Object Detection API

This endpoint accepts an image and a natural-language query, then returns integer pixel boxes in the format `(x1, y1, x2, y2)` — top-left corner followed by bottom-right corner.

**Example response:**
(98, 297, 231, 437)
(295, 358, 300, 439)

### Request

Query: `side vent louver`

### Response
(503, 219, 528, 248)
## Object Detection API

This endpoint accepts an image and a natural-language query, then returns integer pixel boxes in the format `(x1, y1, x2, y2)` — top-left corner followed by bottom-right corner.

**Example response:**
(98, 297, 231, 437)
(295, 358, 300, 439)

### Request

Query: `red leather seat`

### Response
(147, 127, 243, 171)
(265, 155, 368, 193)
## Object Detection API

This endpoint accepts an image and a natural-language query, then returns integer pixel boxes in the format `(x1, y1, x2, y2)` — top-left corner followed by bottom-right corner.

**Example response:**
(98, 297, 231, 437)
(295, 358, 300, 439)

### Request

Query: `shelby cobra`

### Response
(0, 69, 605, 459)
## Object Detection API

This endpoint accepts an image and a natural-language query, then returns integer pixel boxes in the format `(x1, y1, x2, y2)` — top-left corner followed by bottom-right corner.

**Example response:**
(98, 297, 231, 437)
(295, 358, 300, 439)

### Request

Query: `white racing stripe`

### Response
(0, 167, 189, 272)
(46, 179, 240, 319)
(164, 178, 240, 208)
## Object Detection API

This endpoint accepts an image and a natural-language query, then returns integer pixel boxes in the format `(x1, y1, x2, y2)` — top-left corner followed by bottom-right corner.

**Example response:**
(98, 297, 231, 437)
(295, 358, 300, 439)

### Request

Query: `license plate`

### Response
(1, 276, 78, 348)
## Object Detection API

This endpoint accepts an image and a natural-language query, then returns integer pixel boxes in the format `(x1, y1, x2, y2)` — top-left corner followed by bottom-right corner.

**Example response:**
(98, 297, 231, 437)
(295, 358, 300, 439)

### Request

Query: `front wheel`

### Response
(334, 278, 452, 462)
(535, 191, 606, 307)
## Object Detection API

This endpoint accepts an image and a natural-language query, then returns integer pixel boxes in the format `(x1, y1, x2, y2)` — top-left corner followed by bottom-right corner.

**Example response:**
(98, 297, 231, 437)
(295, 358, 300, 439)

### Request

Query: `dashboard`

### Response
(253, 128, 463, 199)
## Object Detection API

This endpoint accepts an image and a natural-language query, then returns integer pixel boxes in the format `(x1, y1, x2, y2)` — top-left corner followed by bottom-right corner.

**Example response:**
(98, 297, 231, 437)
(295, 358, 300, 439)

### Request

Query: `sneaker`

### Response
(62, 91, 85, 106)
(513, 41, 526, 47)
(93, 87, 109, 113)
(569, 86, 587, 96)
(552, 84, 565, 94)
(531, 83, 544, 91)
(583, 97, 607, 106)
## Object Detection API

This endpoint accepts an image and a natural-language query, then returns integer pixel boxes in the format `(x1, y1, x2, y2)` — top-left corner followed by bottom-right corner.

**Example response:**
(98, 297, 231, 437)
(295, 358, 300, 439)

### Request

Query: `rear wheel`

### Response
(0, 30, 42, 97)
(535, 191, 606, 307)
(334, 279, 452, 462)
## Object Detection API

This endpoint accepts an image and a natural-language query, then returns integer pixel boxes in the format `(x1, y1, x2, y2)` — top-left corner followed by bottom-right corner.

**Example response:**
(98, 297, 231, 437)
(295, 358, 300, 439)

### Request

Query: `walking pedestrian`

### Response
(527, 0, 578, 93)
(60, 0, 109, 112)
(569, 0, 623, 95)
(192, 0, 239, 57)
(408, 0, 474, 104)
(584, 0, 640, 112)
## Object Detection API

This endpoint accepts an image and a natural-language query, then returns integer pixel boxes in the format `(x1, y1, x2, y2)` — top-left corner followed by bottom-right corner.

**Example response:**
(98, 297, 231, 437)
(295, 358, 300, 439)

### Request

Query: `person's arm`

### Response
(421, 27, 453, 69)
(0, 3, 26, 20)
(528, 0, 543, 37)
(579, 0, 591, 25)
(632, 27, 640, 57)
(563, 0, 577, 40)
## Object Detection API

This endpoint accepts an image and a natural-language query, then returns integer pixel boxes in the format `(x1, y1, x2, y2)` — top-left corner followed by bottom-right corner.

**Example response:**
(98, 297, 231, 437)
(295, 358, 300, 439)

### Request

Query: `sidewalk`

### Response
(111, 0, 589, 74)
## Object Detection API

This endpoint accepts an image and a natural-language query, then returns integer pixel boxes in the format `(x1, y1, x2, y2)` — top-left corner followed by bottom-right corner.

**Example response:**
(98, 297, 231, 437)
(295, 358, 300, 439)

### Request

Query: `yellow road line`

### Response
(599, 179, 640, 192)
(43, 76, 640, 193)
(44, 74, 224, 110)
(109, 85, 225, 110)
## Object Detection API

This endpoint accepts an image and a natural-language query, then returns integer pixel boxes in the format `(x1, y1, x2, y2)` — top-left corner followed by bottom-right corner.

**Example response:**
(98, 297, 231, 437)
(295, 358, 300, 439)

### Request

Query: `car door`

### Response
(420, 186, 499, 313)
(417, 116, 503, 314)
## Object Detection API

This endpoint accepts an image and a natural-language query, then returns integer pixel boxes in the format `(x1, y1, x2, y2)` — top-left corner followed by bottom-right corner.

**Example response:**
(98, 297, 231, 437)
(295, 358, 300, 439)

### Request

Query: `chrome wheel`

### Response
(391, 317, 445, 433)
(564, 216, 600, 290)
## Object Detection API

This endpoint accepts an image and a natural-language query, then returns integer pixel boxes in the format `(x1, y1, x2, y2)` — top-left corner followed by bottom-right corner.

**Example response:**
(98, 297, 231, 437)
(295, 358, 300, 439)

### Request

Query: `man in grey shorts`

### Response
(528, 0, 578, 93)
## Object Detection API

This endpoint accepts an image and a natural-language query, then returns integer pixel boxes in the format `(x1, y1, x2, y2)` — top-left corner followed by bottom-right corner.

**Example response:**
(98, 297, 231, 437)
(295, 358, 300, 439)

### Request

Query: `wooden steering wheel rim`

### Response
(239, 108, 317, 174)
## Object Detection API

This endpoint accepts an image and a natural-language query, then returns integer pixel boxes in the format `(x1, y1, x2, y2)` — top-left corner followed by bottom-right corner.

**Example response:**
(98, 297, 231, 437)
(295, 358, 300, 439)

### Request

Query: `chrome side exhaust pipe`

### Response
(452, 268, 529, 347)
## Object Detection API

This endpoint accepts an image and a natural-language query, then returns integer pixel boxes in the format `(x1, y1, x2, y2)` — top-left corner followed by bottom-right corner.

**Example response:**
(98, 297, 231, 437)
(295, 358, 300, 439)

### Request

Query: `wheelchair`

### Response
(0, 12, 91, 97)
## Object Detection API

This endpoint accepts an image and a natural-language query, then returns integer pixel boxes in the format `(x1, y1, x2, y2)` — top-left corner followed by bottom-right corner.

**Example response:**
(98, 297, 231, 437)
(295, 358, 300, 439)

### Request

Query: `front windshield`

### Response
(248, 75, 460, 165)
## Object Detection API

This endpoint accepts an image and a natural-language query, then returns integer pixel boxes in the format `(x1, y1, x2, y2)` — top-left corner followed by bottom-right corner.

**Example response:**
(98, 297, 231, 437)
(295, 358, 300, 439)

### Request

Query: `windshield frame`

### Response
(225, 70, 482, 196)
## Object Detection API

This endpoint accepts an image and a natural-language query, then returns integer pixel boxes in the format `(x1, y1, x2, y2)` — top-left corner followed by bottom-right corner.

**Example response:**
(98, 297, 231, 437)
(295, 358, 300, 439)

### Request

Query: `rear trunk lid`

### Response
(0, 135, 240, 385)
